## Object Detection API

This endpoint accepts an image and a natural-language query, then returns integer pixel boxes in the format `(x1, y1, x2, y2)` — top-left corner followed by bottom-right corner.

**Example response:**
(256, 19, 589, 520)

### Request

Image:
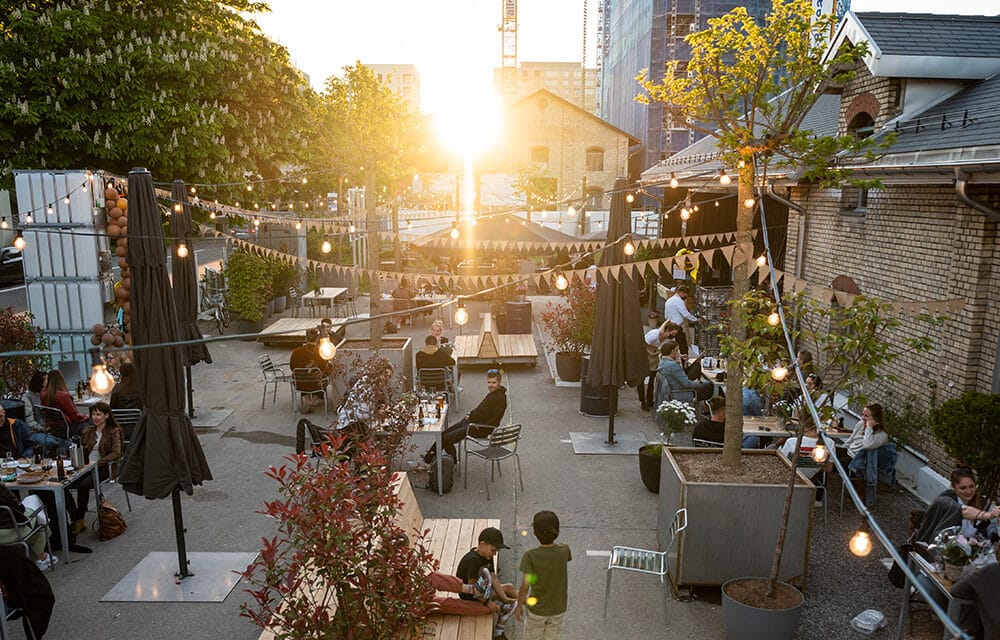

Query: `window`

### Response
(841, 112, 875, 213)
(586, 147, 605, 172)
(531, 146, 549, 164)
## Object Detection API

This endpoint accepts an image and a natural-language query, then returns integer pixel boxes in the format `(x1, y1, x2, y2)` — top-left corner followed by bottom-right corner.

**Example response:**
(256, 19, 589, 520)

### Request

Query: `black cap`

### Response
(479, 527, 510, 549)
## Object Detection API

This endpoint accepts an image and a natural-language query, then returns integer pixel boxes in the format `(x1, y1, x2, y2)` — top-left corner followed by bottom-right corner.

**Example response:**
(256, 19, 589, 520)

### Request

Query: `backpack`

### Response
(92, 495, 127, 540)
(426, 453, 455, 494)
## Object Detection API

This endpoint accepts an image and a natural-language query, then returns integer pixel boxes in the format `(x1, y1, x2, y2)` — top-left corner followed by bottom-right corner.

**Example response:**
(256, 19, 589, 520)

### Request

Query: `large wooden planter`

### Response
(336, 337, 413, 394)
(657, 448, 816, 589)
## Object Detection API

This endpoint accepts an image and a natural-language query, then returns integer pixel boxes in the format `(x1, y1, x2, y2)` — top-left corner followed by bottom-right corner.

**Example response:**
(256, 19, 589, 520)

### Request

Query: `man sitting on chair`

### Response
(421, 369, 506, 465)
(290, 328, 330, 414)
(416, 335, 456, 392)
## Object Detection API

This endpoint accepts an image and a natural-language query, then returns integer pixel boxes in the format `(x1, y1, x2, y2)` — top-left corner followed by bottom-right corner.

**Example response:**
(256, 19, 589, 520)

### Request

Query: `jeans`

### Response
(424, 418, 494, 464)
(427, 572, 491, 615)
(29, 432, 70, 457)
(847, 443, 897, 506)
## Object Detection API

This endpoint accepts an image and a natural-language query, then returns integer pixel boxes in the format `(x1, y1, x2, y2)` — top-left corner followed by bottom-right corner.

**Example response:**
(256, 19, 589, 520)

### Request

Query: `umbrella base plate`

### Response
(569, 432, 647, 455)
(101, 551, 258, 602)
(189, 408, 234, 428)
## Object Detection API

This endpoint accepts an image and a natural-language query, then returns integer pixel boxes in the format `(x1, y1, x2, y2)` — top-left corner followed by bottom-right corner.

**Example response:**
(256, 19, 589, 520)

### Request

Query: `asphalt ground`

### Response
(10, 296, 942, 640)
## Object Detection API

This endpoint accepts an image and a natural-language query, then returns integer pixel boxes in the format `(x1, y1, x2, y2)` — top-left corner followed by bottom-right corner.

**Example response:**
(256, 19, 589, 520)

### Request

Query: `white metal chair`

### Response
(258, 354, 292, 410)
(0, 502, 53, 571)
(109, 408, 142, 513)
(463, 423, 523, 500)
(291, 367, 330, 415)
(604, 507, 688, 622)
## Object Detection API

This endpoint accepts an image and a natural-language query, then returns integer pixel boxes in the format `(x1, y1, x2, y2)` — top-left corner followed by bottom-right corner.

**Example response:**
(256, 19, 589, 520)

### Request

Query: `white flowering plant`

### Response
(656, 400, 697, 436)
(932, 528, 991, 567)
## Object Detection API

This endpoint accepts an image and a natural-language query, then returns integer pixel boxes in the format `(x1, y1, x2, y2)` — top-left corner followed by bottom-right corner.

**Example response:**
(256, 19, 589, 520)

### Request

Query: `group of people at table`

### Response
(2, 361, 144, 567)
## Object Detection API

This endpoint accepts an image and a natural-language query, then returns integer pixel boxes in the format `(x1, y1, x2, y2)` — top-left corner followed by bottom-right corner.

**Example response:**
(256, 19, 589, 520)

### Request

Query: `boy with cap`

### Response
(440, 527, 517, 635)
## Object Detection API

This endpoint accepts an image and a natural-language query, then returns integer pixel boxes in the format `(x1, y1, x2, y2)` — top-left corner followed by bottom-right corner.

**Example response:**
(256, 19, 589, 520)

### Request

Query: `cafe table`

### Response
(408, 399, 449, 496)
(3, 459, 101, 564)
(741, 416, 796, 438)
(895, 550, 971, 640)
(301, 287, 348, 317)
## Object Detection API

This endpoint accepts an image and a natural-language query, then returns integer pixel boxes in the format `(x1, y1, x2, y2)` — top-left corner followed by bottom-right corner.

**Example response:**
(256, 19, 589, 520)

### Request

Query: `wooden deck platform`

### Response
(256, 317, 345, 347)
(453, 334, 537, 367)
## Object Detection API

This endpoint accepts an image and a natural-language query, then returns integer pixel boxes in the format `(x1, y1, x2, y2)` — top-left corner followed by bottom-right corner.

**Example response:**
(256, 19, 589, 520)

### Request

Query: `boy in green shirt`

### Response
(516, 510, 571, 639)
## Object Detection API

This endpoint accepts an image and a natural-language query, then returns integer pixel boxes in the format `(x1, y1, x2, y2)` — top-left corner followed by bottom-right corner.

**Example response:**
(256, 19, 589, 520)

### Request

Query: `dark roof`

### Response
(855, 13, 1000, 58)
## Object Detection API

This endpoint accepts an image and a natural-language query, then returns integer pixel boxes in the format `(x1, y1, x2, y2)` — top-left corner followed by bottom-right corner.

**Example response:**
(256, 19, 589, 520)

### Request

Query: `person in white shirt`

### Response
(779, 417, 825, 479)
(639, 321, 680, 411)
(663, 284, 700, 356)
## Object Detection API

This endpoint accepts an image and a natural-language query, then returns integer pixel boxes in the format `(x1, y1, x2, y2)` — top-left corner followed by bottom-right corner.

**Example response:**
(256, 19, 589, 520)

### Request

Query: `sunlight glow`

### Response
(435, 98, 503, 156)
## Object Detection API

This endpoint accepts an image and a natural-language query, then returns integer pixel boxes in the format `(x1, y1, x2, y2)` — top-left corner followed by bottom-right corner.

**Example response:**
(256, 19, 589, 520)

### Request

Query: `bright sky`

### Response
(254, 0, 999, 117)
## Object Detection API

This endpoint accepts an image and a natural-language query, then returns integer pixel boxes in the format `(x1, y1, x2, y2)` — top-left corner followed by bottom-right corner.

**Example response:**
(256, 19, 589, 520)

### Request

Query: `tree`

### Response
(638, 0, 878, 470)
(0, 309, 51, 396)
(930, 392, 1000, 505)
(0, 0, 313, 192)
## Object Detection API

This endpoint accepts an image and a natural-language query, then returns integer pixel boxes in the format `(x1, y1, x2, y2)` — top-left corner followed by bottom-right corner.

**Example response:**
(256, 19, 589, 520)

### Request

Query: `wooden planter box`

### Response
(336, 337, 413, 395)
(657, 447, 816, 589)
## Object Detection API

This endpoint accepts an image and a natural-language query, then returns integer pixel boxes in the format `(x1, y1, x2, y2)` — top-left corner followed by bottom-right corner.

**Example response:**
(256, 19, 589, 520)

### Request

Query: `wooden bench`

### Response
(452, 312, 538, 367)
(257, 472, 497, 640)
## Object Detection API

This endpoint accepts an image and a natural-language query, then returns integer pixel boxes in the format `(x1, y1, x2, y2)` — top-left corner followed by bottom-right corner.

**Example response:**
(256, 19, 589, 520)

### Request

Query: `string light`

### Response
(625, 193, 634, 203)
(670, 173, 679, 189)
(295, 221, 302, 230)
(849, 530, 872, 557)
(567, 205, 576, 217)
(555, 273, 569, 291)
(680, 208, 691, 221)
(301, 177, 308, 185)
(624, 241, 635, 256)
(174, 203, 183, 213)
(89, 349, 115, 394)
(0, 217, 7, 229)
(321, 236, 332, 254)
(767, 312, 780, 326)
(25, 213, 33, 224)
(253, 217, 261, 227)
(719, 171, 731, 186)
(176, 242, 189, 258)
(449, 223, 460, 240)
(13, 231, 26, 250)
(756, 255, 767, 267)
(770, 365, 789, 381)
(812, 444, 829, 463)
(246, 184, 253, 191)
(454, 303, 469, 326)
(209, 212, 216, 220)
(744, 198, 756, 208)
(317, 336, 336, 360)
(348, 223, 356, 234)
(63, 196, 70, 205)
(47, 205, 54, 215)
(190, 186, 197, 194)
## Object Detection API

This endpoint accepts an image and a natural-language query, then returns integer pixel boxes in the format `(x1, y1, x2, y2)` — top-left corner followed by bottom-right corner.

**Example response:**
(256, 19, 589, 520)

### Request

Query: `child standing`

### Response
(516, 510, 571, 639)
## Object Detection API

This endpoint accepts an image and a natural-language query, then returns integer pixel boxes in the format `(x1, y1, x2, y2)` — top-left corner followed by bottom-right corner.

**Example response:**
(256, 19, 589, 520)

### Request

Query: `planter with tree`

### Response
(541, 279, 597, 383)
(270, 259, 298, 315)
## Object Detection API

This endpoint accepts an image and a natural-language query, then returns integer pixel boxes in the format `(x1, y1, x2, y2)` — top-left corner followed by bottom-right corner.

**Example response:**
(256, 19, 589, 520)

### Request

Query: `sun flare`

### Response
(434, 97, 503, 156)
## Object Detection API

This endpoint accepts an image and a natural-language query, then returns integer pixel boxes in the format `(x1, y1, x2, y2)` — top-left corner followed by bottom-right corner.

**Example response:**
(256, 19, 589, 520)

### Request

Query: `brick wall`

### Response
(787, 182, 999, 475)
(838, 63, 902, 134)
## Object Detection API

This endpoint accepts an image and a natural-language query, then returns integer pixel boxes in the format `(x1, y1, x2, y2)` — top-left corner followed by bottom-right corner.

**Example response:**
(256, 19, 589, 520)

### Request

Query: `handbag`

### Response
(92, 494, 127, 540)
(887, 541, 914, 588)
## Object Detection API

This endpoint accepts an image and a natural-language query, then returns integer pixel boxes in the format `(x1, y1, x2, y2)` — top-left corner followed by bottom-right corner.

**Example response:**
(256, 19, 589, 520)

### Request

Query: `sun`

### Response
(434, 96, 503, 156)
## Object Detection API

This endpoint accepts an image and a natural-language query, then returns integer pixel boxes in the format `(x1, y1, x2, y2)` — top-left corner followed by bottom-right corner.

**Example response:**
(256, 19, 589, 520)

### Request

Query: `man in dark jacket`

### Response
(0, 403, 35, 459)
(422, 369, 506, 464)
(952, 544, 1000, 640)
(416, 335, 456, 391)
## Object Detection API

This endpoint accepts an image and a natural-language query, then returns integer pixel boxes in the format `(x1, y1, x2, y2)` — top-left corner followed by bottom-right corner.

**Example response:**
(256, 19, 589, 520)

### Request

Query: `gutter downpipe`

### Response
(953, 169, 1000, 393)
(767, 183, 807, 335)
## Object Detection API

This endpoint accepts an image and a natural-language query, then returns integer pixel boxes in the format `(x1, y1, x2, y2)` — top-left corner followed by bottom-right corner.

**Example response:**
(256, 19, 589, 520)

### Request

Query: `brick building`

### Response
(641, 12, 1000, 474)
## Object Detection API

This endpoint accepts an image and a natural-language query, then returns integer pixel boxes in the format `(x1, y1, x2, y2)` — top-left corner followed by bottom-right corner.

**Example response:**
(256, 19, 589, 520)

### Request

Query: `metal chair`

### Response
(692, 438, 722, 448)
(604, 508, 688, 622)
(258, 354, 292, 410)
(791, 453, 827, 525)
(111, 408, 142, 443)
(463, 423, 523, 500)
(288, 287, 303, 318)
(416, 368, 455, 406)
(38, 405, 71, 441)
(0, 503, 53, 571)
(291, 367, 330, 415)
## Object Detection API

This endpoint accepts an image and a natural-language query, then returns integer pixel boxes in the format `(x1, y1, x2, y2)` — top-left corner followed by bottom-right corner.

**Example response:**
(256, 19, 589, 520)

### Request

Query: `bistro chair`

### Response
(463, 423, 523, 500)
(38, 405, 71, 441)
(111, 408, 142, 443)
(0, 503, 53, 572)
(258, 354, 292, 410)
(416, 368, 455, 406)
(288, 287, 303, 318)
(604, 508, 688, 623)
(291, 367, 330, 415)
(790, 453, 827, 525)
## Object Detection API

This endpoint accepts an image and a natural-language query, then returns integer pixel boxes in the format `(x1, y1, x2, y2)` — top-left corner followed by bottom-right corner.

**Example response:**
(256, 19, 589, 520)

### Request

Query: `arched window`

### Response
(841, 112, 876, 213)
(531, 146, 549, 164)
(586, 147, 605, 172)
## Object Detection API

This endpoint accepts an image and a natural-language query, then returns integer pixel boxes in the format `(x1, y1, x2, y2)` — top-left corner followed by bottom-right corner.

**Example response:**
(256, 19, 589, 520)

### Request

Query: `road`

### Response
(0, 238, 227, 315)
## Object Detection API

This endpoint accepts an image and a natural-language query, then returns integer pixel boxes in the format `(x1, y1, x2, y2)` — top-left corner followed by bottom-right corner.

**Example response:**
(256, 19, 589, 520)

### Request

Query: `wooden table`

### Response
(409, 400, 449, 496)
(414, 293, 452, 327)
(741, 416, 795, 438)
(257, 317, 345, 347)
(3, 460, 101, 563)
(896, 551, 971, 640)
(301, 287, 347, 317)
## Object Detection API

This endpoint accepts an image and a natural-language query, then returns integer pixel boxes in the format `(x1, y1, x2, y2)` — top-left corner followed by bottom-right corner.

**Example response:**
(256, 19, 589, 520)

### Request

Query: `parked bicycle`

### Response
(198, 283, 231, 335)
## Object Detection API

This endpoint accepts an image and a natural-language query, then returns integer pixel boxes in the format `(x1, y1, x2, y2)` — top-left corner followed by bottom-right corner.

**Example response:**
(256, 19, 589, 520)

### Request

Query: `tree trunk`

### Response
(392, 184, 402, 277)
(367, 170, 382, 348)
(722, 158, 756, 470)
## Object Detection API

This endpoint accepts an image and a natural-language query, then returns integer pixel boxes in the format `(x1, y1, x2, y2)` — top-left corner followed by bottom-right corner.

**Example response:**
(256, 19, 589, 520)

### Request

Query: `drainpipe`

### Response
(766, 184, 807, 279)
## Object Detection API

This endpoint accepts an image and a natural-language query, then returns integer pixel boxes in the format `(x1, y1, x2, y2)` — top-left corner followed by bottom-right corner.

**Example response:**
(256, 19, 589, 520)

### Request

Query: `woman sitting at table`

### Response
(393, 277, 433, 318)
(69, 402, 123, 535)
(840, 403, 896, 506)
(40, 369, 91, 439)
(914, 467, 1000, 545)
(110, 362, 143, 411)
(430, 320, 452, 353)
(654, 341, 713, 410)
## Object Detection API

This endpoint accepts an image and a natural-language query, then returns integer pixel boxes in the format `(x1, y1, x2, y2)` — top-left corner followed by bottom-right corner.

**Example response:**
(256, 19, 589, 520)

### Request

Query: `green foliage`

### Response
(930, 392, 1000, 504)
(0, 309, 51, 396)
(882, 389, 933, 450)
(0, 0, 314, 191)
(269, 259, 298, 299)
(540, 278, 597, 353)
(223, 250, 269, 323)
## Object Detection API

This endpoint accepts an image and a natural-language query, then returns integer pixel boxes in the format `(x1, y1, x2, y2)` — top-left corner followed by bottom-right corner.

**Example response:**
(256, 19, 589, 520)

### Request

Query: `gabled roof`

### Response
(509, 88, 641, 146)
(829, 12, 1000, 80)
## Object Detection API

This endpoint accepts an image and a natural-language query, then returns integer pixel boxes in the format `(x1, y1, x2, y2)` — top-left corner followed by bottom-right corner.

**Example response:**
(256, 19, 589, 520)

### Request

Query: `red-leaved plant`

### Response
(0, 308, 51, 396)
(540, 278, 597, 354)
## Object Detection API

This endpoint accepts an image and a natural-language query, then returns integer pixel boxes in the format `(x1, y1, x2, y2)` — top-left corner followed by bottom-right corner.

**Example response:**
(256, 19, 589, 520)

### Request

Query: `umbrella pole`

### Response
(185, 364, 195, 418)
(172, 489, 194, 579)
(606, 386, 618, 445)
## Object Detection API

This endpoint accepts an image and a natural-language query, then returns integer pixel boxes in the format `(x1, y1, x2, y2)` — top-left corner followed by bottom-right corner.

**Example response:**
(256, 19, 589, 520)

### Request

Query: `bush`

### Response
(930, 392, 1000, 503)
(0, 309, 51, 396)
(224, 250, 269, 323)
(540, 278, 597, 353)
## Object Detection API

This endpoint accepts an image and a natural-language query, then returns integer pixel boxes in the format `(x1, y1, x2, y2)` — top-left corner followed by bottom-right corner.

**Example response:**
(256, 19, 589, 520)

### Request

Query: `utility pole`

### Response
(579, 176, 587, 237)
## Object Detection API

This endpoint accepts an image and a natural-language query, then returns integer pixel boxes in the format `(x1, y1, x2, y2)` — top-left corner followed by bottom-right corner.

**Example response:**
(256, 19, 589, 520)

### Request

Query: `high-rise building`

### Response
(365, 63, 421, 113)
(494, 61, 598, 114)
(597, 0, 775, 172)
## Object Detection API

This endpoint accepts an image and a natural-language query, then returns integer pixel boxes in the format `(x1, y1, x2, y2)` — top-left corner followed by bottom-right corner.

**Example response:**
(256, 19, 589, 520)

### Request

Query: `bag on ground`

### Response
(93, 495, 127, 540)
(426, 453, 455, 494)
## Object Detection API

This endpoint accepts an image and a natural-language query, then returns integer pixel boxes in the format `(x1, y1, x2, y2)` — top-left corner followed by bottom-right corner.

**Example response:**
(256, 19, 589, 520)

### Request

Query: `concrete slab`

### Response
(101, 552, 258, 603)
(190, 408, 233, 428)
(570, 431, 647, 455)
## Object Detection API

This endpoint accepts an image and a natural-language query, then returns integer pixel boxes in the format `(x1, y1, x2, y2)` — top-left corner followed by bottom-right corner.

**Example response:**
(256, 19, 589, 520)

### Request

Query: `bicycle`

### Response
(198, 287, 231, 335)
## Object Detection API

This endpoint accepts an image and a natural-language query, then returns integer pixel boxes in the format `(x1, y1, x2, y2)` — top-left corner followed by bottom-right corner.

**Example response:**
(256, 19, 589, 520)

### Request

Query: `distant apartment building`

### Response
(494, 61, 598, 114)
(366, 63, 421, 113)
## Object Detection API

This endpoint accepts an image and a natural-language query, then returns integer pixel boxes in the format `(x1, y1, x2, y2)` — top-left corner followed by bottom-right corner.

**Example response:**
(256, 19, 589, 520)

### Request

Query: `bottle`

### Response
(418, 404, 424, 423)
(435, 401, 441, 420)
(34, 452, 42, 465)
(56, 456, 66, 481)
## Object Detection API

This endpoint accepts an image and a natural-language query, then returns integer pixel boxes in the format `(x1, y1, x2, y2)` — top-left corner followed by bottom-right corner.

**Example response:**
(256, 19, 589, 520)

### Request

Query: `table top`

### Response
(302, 287, 347, 300)
(2, 459, 98, 489)
(910, 551, 953, 592)
(409, 401, 448, 434)
(74, 393, 106, 407)
(741, 416, 795, 437)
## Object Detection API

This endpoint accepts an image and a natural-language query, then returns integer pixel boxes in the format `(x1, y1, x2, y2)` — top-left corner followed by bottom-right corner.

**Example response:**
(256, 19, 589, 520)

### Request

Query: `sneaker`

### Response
(498, 602, 516, 623)
(36, 554, 58, 571)
(475, 567, 494, 601)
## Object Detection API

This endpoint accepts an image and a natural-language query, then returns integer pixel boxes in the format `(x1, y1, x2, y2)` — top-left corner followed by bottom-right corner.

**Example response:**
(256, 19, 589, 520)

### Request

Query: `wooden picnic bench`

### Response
(257, 472, 497, 640)
(452, 313, 537, 367)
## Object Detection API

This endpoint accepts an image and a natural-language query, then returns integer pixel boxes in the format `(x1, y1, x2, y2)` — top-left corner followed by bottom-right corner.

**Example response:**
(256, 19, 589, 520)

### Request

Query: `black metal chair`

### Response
(37, 405, 71, 441)
(416, 368, 455, 406)
(0, 503, 52, 572)
(291, 367, 330, 415)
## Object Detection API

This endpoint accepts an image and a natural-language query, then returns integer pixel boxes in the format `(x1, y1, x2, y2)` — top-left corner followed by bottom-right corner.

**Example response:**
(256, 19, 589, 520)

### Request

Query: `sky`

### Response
(253, 0, 999, 117)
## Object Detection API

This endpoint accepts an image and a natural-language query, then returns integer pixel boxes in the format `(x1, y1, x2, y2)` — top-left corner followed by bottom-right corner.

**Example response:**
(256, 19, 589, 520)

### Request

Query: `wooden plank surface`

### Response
(453, 334, 537, 365)
(257, 317, 345, 345)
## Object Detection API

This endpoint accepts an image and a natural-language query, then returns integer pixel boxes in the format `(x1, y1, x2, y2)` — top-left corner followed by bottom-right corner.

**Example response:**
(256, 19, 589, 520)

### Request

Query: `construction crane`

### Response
(500, 0, 517, 104)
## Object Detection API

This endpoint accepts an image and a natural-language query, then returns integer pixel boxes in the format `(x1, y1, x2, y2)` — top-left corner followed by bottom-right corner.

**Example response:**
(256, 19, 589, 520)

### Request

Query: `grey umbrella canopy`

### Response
(170, 180, 211, 417)
(585, 177, 647, 444)
(118, 167, 212, 578)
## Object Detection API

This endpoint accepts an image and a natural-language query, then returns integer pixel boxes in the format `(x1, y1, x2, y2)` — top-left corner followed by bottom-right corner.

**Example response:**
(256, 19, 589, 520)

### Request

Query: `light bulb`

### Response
(567, 206, 576, 217)
(190, 186, 197, 194)
(744, 198, 756, 208)
(64, 196, 70, 205)
(349, 224, 356, 233)
(321, 237, 332, 254)
(13, 231, 26, 250)
(849, 530, 872, 557)
(176, 242, 189, 258)
(47, 205, 54, 215)
(767, 312, 780, 326)
(670, 174, 678, 189)
(625, 193, 635, 203)
(715, 201, 720, 207)
(719, 172, 731, 186)
(295, 221, 302, 230)
(301, 177, 308, 184)
(209, 212, 216, 220)
(246, 184, 253, 191)
(25, 214, 33, 224)
(555, 273, 569, 290)
(756, 255, 767, 267)
(406, 219, 412, 229)
(90, 363, 115, 394)
(450, 227, 460, 240)
(174, 203, 182, 213)
(812, 444, 828, 463)
(254, 203, 259, 210)
(318, 336, 336, 360)
(771, 365, 789, 381)
(624, 241, 635, 256)
(470, 217, 477, 227)
(680, 209, 691, 221)
(0, 217, 6, 229)
(454, 304, 469, 326)
(253, 217, 260, 227)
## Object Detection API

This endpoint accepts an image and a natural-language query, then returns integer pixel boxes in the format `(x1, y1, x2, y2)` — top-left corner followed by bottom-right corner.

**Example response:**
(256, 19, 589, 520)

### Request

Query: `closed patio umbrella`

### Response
(585, 177, 647, 444)
(170, 179, 212, 418)
(118, 167, 213, 579)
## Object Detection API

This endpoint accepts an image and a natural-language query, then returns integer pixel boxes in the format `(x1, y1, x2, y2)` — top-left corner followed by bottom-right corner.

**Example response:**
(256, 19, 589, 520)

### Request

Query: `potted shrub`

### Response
(224, 250, 270, 332)
(930, 391, 1000, 502)
(270, 260, 298, 314)
(0, 309, 52, 397)
(640, 400, 697, 493)
(540, 279, 597, 382)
